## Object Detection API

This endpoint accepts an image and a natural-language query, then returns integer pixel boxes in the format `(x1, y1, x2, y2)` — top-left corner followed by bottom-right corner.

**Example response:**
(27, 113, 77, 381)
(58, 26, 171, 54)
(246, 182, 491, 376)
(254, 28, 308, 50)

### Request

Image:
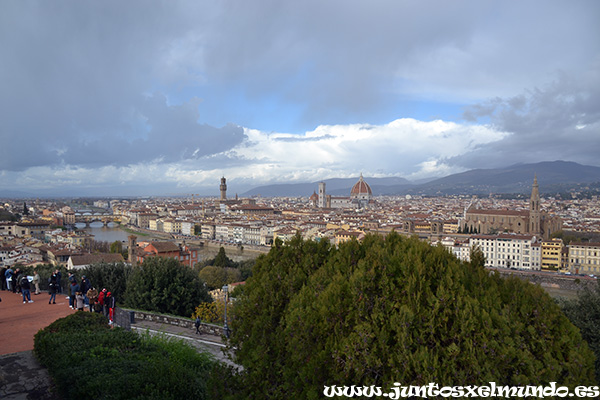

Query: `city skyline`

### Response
(1, 1, 599, 197)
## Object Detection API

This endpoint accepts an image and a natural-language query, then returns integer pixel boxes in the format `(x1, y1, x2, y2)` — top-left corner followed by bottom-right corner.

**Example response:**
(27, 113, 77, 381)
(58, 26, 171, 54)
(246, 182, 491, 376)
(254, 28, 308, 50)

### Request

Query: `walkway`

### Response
(0, 290, 235, 398)
(0, 288, 75, 399)
(129, 319, 235, 367)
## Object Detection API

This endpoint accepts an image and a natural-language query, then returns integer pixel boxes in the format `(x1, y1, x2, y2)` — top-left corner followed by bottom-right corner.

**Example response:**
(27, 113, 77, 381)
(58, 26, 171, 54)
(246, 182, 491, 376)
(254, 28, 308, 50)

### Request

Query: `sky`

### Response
(1, 0, 599, 197)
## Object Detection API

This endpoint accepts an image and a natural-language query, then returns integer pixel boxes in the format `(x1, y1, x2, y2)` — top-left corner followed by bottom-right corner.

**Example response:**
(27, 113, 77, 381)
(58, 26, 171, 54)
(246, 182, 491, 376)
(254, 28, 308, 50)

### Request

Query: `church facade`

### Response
(461, 176, 561, 240)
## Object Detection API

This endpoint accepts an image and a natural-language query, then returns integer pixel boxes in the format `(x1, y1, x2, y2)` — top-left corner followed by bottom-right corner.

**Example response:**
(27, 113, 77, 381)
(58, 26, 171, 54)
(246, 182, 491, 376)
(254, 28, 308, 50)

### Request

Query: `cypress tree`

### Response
(229, 232, 595, 398)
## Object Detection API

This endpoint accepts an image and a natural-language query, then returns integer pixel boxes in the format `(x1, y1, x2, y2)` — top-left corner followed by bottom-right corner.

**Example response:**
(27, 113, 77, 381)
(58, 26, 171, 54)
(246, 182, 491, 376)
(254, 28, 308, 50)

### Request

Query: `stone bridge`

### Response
(74, 214, 121, 227)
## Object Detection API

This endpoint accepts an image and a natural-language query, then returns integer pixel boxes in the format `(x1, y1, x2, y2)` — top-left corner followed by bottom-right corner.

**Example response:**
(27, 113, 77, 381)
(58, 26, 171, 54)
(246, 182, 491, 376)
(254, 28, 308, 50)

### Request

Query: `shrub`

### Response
(193, 300, 232, 325)
(34, 312, 216, 400)
(194, 302, 220, 323)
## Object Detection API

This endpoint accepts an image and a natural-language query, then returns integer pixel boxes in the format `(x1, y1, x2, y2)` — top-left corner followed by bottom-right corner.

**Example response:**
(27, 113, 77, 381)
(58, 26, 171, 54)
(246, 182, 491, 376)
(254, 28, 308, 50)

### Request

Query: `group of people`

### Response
(2, 267, 117, 324)
(3, 267, 44, 304)
(48, 271, 115, 322)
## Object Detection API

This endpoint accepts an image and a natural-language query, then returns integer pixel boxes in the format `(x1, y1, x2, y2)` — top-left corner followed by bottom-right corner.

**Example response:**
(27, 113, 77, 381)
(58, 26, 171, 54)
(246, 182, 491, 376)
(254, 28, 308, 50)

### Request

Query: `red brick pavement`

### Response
(0, 289, 76, 355)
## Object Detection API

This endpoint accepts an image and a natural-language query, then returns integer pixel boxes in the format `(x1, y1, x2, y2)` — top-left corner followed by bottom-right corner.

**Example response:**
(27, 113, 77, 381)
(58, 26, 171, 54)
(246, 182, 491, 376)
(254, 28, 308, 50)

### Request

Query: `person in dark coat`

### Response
(55, 269, 62, 294)
(0, 267, 7, 290)
(105, 291, 116, 324)
(195, 316, 201, 334)
(80, 276, 91, 310)
(69, 280, 80, 309)
(20, 275, 33, 303)
(13, 268, 22, 293)
(48, 273, 58, 304)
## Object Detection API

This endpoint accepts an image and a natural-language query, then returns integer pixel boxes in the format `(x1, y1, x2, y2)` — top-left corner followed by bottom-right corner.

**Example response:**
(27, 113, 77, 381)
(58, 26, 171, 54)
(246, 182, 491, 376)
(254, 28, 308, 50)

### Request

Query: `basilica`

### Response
(461, 176, 562, 240)
(310, 174, 373, 209)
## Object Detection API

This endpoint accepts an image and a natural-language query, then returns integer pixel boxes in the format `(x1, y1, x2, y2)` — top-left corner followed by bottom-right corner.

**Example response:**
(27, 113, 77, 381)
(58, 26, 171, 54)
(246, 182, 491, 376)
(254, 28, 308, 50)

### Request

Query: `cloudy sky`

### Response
(1, 0, 599, 197)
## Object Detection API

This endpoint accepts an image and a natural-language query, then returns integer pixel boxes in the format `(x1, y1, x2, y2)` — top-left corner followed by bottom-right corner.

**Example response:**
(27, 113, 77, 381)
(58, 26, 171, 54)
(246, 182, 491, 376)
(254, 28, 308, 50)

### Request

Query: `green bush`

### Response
(124, 257, 212, 317)
(34, 312, 216, 400)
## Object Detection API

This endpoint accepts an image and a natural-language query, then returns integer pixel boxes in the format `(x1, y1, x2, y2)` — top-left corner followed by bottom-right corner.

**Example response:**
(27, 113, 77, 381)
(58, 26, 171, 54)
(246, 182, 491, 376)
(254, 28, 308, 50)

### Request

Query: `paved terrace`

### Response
(0, 290, 233, 399)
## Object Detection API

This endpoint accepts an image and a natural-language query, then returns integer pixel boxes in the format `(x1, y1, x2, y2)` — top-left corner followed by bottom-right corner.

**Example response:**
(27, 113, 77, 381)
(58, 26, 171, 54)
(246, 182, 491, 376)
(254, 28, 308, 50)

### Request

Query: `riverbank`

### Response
(119, 224, 268, 262)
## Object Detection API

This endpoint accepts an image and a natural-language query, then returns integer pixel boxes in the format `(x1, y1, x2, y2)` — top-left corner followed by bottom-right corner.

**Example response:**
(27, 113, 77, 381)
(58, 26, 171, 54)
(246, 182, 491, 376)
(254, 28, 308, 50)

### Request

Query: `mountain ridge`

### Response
(241, 161, 600, 197)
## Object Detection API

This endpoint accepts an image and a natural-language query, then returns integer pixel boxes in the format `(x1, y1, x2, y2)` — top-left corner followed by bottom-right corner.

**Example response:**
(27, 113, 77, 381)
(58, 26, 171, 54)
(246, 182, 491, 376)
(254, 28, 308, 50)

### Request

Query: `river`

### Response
(75, 222, 256, 263)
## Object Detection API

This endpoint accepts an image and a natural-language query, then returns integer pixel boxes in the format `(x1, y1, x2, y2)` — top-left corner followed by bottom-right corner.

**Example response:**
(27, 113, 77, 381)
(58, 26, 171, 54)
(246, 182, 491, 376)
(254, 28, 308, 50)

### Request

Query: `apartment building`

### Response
(568, 242, 600, 275)
(215, 223, 230, 241)
(469, 234, 538, 270)
(541, 238, 563, 271)
(201, 223, 215, 240)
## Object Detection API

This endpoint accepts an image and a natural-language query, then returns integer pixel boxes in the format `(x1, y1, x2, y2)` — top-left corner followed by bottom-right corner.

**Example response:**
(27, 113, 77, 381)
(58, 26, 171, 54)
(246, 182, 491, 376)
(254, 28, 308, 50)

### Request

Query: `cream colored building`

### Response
(568, 242, 600, 275)
(469, 233, 539, 270)
(163, 219, 182, 234)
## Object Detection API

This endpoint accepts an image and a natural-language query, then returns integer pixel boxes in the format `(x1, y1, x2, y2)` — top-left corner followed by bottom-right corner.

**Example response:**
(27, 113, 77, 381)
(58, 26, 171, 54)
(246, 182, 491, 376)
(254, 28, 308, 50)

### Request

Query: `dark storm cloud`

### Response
(0, 1, 244, 171)
(59, 94, 246, 167)
(1, 0, 599, 193)
(456, 69, 600, 168)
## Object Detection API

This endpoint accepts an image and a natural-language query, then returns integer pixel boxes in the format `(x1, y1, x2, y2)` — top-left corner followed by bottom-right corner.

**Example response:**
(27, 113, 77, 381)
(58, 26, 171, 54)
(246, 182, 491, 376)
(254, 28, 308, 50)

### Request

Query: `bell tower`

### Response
(220, 177, 227, 201)
(128, 235, 137, 267)
(318, 182, 326, 208)
(529, 175, 541, 235)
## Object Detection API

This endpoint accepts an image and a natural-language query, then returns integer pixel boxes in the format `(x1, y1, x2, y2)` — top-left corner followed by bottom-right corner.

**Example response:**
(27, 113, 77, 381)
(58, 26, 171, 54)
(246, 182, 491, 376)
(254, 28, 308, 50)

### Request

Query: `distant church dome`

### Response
(350, 173, 372, 197)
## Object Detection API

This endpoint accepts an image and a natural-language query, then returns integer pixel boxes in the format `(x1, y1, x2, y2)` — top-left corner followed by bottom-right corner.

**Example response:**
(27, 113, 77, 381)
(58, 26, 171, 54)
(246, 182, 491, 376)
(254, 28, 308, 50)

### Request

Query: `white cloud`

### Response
(228, 119, 509, 183)
(1, 119, 510, 195)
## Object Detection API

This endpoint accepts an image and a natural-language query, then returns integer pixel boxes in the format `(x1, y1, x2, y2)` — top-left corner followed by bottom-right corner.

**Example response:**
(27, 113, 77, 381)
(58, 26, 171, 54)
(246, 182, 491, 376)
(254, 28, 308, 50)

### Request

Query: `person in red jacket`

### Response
(97, 288, 107, 313)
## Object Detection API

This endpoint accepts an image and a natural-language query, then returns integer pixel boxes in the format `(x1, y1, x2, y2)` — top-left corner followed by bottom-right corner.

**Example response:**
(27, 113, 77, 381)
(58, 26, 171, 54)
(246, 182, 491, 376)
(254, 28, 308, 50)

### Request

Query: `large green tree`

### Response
(228, 232, 595, 399)
(124, 257, 212, 317)
(213, 246, 233, 268)
(198, 266, 241, 290)
(80, 262, 132, 301)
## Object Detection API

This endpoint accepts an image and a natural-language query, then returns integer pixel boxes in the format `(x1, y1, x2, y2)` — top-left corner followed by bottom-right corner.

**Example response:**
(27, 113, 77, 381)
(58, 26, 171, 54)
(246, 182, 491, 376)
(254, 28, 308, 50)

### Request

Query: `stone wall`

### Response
(132, 310, 222, 336)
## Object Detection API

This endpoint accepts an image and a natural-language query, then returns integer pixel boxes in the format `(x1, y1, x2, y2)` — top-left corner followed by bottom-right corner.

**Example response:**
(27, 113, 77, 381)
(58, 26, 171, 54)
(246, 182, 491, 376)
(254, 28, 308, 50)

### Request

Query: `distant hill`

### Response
(241, 161, 600, 197)
(242, 176, 412, 197)
(409, 161, 600, 196)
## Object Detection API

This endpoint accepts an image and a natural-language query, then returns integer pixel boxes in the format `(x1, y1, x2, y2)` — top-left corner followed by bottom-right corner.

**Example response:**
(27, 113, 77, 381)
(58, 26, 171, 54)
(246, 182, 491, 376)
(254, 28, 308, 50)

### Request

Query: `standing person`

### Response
(48, 272, 58, 304)
(4, 267, 13, 292)
(80, 276, 91, 310)
(97, 288, 107, 313)
(67, 272, 75, 298)
(69, 280, 80, 309)
(55, 269, 62, 294)
(13, 268, 22, 293)
(0, 266, 7, 290)
(20, 275, 33, 303)
(75, 292, 85, 311)
(195, 316, 201, 334)
(86, 287, 98, 312)
(105, 291, 115, 324)
(32, 270, 41, 295)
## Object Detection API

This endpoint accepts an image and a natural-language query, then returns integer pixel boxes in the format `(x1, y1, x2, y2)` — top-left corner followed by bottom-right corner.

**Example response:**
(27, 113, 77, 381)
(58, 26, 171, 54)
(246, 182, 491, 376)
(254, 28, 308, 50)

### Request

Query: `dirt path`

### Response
(0, 289, 76, 355)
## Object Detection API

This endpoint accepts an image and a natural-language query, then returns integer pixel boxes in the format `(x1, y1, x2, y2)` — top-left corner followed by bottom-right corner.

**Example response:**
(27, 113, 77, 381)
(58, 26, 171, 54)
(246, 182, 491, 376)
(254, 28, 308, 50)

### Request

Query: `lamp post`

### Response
(222, 284, 229, 338)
